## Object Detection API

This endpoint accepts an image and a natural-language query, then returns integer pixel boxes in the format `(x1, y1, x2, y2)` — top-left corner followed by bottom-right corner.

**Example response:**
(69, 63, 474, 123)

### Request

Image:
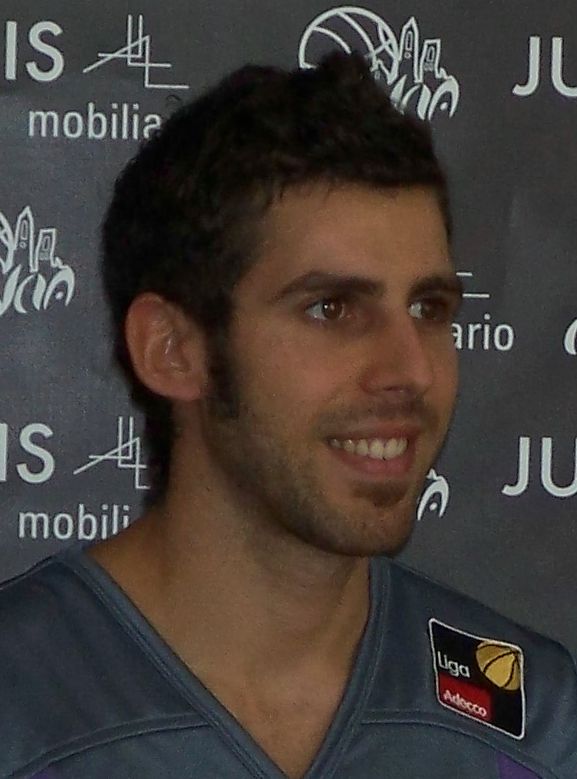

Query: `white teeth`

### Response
(356, 439, 369, 456)
(369, 440, 386, 459)
(329, 437, 408, 460)
(383, 438, 408, 459)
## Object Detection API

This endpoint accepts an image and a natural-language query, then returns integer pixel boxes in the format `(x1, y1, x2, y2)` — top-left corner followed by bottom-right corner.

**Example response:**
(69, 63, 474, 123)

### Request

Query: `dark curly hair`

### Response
(102, 51, 451, 502)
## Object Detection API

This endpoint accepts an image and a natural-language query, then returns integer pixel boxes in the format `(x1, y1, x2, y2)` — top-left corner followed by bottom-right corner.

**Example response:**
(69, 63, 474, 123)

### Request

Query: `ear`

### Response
(124, 293, 207, 402)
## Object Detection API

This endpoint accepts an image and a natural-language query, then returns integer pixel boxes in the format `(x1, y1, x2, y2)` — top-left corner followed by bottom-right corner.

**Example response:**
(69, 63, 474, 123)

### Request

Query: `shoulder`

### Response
(0, 553, 85, 651)
(367, 558, 577, 774)
(0, 550, 119, 664)
(387, 558, 577, 675)
(0, 551, 191, 776)
(0, 554, 97, 773)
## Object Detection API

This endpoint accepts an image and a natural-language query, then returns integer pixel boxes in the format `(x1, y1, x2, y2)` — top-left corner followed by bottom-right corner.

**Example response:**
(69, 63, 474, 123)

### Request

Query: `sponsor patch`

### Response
(429, 619, 525, 739)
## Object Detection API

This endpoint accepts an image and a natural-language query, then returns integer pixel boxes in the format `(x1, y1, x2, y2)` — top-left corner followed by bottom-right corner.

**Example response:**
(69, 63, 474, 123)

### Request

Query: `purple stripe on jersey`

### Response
(497, 753, 540, 779)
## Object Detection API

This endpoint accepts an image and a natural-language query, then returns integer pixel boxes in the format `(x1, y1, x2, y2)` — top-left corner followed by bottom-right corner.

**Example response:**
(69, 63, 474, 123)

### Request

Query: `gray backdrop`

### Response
(2, 1, 577, 654)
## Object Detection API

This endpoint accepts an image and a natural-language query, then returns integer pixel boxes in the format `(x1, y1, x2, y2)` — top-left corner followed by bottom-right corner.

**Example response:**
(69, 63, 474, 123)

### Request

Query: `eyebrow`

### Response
(274, 270, 463, 302)
(410, 273, 464, 299)
(274, 272, 383, 301)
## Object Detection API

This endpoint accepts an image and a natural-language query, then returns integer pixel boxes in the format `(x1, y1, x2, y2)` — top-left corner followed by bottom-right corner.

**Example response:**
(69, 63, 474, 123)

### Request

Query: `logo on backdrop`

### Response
(1, 20, 64, 83)
(452, 271, 515, 352)
(514, 36, 577, 98)
(563, 318, 577, 355)
(417, 468, 450, 520)
(0, 422, 55, 484)
(0, 207, 75, 317)
(18, 503, 132, 542)
(0, 417, 134, 541)
(299, 7, 460, 120)
(82, 14, 189, 91)
(503, 437, 577, 498)
(21, 14, 184, 141)
(1, 15, 187, 91)
(73, 416, 150, 491)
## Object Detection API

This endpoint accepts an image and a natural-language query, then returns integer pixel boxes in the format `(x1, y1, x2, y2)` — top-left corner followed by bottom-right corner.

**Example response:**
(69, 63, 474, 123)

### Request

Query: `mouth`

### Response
(325, 434, 416, 478)
(329, 437, 408, 460)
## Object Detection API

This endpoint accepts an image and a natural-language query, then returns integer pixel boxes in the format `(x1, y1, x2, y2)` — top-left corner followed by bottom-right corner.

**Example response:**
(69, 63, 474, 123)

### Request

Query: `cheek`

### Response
(241, 334, 344, 412)
(277, 353, 339, 399)
(433, 346, 459, 405)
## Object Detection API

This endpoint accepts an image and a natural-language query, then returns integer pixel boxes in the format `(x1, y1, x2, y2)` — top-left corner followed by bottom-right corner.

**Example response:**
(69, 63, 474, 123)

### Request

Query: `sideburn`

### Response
(205, 327, 241, 420)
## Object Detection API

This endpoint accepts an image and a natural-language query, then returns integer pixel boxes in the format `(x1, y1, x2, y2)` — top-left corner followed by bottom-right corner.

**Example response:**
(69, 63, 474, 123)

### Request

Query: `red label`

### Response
(438, 674, 492, 722)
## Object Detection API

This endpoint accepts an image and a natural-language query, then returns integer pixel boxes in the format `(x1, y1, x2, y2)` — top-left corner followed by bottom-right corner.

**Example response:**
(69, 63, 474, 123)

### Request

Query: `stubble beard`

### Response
(202, 335, 441, 558)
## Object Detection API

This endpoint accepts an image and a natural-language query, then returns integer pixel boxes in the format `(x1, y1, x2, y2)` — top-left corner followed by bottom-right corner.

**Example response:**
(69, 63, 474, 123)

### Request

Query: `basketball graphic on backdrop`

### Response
(476, 641, 522, 691)
(298, 7, 461, 120)
(298, 7, 400, 82)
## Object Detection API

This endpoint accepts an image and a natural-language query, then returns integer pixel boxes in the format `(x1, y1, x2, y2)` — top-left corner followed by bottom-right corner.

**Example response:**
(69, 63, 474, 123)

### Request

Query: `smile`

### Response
(328, 437, 409, 461)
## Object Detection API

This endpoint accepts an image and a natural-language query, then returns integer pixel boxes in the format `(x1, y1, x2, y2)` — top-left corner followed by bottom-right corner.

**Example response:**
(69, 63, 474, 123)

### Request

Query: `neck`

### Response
(89, 441, 371, 689)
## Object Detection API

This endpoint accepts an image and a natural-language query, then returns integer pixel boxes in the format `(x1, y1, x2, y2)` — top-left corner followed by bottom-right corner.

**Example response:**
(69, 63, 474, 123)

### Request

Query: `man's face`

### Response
(199, 184, 460, 557)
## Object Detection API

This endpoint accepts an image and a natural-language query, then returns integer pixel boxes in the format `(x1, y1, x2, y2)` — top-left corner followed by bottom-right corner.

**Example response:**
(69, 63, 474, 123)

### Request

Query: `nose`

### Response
(359, 313, 435, 400)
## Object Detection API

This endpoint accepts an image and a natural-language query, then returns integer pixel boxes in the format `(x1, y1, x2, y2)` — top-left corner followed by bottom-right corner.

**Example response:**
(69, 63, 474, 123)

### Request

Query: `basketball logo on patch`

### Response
(476, 641, 522, 691)
(429, 619, 525, 739)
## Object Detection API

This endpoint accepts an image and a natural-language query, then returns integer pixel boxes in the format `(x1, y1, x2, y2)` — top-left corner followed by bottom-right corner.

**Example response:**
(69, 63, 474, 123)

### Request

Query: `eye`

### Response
(305, 297, 349, 322)
(408, 297, 453, 323)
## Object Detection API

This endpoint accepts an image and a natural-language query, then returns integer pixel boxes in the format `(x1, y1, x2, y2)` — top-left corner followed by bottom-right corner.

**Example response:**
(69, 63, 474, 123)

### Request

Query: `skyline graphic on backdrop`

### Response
(0, 206, 75, 316)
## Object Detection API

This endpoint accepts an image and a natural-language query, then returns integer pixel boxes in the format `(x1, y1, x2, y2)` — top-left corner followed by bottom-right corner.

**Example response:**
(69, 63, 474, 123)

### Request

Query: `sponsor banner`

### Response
(1, 0, 577, 661)
(429, 619, 525, 739)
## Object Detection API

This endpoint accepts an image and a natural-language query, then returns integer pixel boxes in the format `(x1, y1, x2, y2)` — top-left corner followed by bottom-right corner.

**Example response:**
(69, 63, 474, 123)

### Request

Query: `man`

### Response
(1, 53, 576, 779)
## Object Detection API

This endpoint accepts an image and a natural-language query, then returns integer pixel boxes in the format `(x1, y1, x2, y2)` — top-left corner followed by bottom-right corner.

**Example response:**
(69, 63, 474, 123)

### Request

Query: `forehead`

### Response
(245, 183, 451, 293)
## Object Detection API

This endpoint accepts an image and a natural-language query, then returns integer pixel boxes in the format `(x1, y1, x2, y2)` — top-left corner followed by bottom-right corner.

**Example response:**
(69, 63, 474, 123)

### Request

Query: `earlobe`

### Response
(124, 293, 207, 402)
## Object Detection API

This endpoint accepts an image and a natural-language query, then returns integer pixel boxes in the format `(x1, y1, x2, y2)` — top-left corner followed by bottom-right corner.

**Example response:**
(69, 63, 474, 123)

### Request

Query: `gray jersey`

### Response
(1, 548, 576, 779)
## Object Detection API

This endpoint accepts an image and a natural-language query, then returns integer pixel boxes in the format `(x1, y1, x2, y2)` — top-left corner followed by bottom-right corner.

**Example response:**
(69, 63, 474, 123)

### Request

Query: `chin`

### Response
(299, 510, 415, 560)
